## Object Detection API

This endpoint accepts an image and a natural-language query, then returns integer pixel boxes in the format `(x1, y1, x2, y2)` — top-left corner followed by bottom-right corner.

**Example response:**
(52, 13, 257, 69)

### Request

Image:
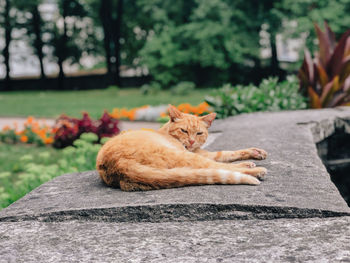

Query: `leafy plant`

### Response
(0, 133, 105, 210)
(0, 128, 18, 144)
(171, 81, 196, 96)
(54, 112, 119, 148)
(298, 22, 350, 108)
(206, 76, 307, 119)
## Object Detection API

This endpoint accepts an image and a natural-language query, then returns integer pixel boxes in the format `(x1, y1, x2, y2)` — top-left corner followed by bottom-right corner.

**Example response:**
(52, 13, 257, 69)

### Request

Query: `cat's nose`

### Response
(189, 140, 195, 145)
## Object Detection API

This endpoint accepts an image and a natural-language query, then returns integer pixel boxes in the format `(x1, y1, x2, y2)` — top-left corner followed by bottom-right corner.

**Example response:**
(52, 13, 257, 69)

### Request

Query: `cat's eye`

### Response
(181, 128, 188, 133)
(197, 132, 203, 135)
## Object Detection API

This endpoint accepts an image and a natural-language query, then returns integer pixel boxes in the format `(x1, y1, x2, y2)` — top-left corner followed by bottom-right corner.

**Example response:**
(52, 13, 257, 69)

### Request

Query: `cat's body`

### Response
(97, 105, 267, 191)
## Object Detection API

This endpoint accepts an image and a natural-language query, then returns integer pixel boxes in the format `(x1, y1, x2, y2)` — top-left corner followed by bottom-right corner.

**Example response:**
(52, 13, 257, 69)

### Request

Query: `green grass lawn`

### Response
(0, 88, 210, 119)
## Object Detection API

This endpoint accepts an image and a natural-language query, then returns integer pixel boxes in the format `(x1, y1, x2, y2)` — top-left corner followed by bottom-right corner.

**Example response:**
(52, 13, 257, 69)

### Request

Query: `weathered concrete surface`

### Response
(1, 108, 350, 262)
(1, 108, 350, 221)
(1, 218, 350, 262)
(0, 170, 348, 222)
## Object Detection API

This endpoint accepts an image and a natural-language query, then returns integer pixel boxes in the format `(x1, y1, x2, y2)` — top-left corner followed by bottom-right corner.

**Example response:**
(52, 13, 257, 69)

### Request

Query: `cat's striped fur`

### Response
(97, 105, 267, 191)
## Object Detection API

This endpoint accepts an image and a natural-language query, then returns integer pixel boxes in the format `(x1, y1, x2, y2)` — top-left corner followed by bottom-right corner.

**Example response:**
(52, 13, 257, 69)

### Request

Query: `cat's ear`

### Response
(168, 104, 183, 122)
(200, 113, 216, 127)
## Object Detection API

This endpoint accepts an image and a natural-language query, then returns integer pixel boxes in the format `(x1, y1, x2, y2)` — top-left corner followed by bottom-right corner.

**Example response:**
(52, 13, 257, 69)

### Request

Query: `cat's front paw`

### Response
(249, 148, 267, 160)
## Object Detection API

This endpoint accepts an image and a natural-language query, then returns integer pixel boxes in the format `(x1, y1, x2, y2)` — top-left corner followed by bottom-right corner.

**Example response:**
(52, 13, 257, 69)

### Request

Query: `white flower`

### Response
(135, 105, 168, 121)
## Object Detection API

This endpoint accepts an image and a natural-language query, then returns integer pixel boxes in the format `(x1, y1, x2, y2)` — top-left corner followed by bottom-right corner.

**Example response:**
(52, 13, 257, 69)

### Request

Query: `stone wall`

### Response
(1, 108, 350, 262)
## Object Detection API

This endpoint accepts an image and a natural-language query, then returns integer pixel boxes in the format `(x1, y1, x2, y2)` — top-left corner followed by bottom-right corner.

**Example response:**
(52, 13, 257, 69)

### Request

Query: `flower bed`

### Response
(53, 112, 120, 148)
(109, 102, 211, 122)
(1, 102, 210, 149)
(0, 117, 56, 146)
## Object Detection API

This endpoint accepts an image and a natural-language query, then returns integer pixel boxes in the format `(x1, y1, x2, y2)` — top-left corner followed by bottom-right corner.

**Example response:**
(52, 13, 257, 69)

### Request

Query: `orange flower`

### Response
(177, 103, 191, 113)
(176, 102, 211, 115)
(2, 125, 10, 131)
(128, 109, 137, 121)
(26, 116, 34, 125)
(31, 127, 39, 134)
(109, 108, 120, 119)
(43, 137, 54, 144)
(109, 105, 150, 120)
(32, 122, 39, 130)
(20, 135, 28, 143)
(37, 129, 46, 138)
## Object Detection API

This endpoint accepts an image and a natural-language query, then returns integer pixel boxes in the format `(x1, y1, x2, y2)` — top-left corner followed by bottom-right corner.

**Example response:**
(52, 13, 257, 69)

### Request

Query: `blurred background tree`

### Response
(0, 0, 13, 89)
(13, 0, 46, 80)
(139, 0, 285, 86)
(51, 0, 89, 88)
(275, 0, 350, 67)
(0, 0, 350, 89)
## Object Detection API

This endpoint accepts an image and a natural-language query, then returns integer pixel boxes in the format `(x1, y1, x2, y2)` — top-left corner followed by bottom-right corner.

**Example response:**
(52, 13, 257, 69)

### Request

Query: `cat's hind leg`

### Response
(118, 161, 261, 191)
(168, 150, 268, 181)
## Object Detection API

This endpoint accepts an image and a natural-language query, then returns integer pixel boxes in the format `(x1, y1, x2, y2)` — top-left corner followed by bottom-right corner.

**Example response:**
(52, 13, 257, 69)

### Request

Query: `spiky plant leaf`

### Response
(340, 56, 350, 83)
(316, 64, 329, 87)
(308, 86, 322, 108)
(324, 22, 336, 51)
(314, 23, 331, 67)
(327, 29, 350, 76)
(299, 22, 350, 109)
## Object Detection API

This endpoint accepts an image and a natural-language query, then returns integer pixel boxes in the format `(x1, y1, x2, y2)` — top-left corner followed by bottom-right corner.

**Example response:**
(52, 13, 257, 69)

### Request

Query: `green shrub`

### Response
(205, 76, 307, 119)
(170, 81, 196, 96)
(140, 82, 162, 95)
(0, 133, 105, 210)
(157, 116, 170, 124)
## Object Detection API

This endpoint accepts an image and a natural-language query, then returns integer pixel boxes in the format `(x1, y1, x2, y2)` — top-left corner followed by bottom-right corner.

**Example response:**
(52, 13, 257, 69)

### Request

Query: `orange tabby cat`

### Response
(96, 105, 267, 191)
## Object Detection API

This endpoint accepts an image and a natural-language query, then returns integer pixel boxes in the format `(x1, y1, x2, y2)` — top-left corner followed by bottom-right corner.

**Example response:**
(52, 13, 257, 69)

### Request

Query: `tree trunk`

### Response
(3, 0, 12, 90)
(270, 31, 279, 76)
(113, 0, 123, 86)
(32, 6, 46, 80)
(99, 0, 113, 77)
(58, 0, 68, 89)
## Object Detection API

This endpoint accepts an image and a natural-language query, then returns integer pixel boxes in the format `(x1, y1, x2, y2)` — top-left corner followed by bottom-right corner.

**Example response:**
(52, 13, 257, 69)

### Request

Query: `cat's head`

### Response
(166, 105, 216, 151)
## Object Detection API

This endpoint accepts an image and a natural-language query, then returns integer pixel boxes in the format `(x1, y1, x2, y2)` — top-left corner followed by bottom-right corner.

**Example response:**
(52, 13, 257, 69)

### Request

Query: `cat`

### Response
(96, 105, 267, 191)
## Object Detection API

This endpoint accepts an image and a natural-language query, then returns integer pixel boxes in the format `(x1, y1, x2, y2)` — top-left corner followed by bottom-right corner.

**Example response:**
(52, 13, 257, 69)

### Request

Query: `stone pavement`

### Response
(1, 108, 350, 262)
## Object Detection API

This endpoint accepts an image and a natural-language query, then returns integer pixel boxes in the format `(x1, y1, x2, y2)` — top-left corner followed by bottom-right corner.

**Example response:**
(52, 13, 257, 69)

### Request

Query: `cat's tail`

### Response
(115, 161, 260, 191)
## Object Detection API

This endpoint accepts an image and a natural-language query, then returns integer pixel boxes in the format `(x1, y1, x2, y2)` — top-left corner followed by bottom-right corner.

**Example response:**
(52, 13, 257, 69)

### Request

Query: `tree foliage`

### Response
(276, 0, 350, 55)
(139, 0, 284, 86)
(1, 0, 350, 89)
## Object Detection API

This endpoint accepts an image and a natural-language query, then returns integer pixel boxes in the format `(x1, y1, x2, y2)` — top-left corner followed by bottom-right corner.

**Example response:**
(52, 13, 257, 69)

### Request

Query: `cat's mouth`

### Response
(184, 145, 195, 151)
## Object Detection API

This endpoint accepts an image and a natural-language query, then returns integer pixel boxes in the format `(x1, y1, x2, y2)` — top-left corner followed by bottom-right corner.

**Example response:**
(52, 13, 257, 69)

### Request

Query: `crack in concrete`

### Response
(1, 204, 349, 223)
